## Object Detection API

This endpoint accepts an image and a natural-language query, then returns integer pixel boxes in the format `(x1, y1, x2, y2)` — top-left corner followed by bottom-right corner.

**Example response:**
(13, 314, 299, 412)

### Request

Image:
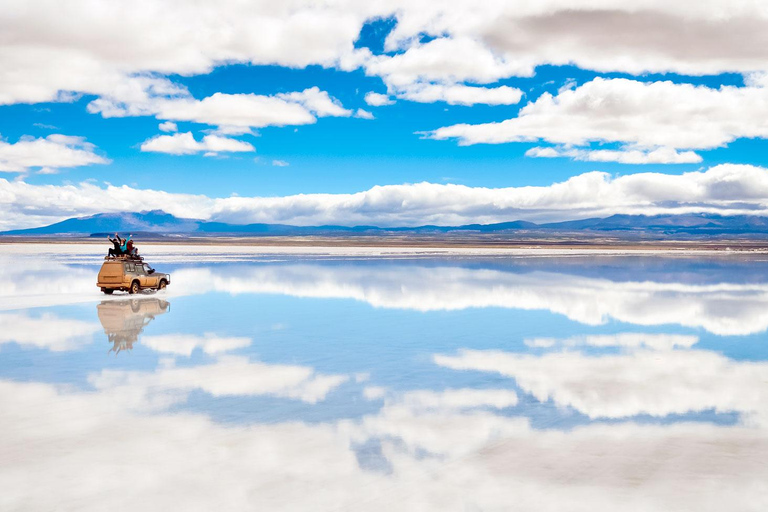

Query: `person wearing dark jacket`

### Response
(107, 234, 123, 257)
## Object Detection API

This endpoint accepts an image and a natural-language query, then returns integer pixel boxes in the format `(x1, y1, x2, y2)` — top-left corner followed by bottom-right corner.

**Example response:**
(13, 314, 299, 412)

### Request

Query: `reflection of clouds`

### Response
(389, 388, 518, 411)
(525, 332, 699, 350)
(89, 355, 349, 406)
(0, 311, 98, 351)
(0, 258, 96, 310)
(5, 254, 768, 335)
(435, 348, 768, 422)
(173, 265, 768, 335)
(142, 333, 250, 356)
(1, 378, 766, 512)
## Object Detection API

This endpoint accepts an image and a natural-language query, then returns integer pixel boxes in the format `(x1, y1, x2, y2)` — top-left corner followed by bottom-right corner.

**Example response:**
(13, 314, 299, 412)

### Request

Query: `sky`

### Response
(3, 1, 768, 229)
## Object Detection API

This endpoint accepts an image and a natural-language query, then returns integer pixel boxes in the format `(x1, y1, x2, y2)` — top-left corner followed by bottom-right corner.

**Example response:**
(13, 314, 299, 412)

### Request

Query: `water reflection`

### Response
(1, 247, 767, 510)
(97, 298, 170, 354)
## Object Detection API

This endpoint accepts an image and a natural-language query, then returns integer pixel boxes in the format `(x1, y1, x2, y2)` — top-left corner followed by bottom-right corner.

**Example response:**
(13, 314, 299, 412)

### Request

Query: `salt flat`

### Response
(0, 244, 766, 511)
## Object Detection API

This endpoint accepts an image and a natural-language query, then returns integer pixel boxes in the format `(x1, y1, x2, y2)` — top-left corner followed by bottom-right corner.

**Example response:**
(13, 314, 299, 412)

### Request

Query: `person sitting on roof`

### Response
(119, 235, 129, 256)
(126, 235, 137, 258)
(107, 233, 123, 257)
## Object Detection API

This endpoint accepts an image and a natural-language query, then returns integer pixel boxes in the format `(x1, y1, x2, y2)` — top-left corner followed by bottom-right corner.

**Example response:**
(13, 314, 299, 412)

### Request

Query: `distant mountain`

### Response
(543, 213, 768, 234)
(2, 210, 768, 237)
(0, 210, 200, 235)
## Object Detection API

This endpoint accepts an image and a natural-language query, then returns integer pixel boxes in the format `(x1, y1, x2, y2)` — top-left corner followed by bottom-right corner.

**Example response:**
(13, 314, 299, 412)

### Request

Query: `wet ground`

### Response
(1, 244, 767, 511)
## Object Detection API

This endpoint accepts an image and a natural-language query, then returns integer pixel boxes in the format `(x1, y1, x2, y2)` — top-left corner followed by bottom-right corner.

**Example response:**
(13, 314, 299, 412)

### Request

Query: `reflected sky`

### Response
(0, 244, 767, 511)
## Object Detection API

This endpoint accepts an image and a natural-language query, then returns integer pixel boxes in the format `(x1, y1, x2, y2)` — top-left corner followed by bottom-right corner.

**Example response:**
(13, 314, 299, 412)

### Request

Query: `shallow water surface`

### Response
(1, 244, 767, 511)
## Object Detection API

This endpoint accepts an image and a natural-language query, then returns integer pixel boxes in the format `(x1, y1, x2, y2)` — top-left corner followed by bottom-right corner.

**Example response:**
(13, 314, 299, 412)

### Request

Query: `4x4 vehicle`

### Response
(97, 259, 171, 295)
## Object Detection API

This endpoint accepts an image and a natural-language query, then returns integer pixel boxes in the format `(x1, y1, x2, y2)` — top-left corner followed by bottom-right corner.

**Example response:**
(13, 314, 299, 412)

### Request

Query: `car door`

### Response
(133, 263, 150, 288)
(142, 264, 159, 288)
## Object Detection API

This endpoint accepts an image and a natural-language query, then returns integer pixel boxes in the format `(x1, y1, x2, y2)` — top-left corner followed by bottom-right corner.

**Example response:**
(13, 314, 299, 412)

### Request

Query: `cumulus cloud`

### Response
(364, 92, 394, 106)
(0, 134, 109, 173)
(366, 37, 532, 87)
(4, 0, 768, 123)
(397, 83, 523, 106)
(158, 121, 177, 132)
(431, 78, 768, 158)
(0, 1, 384, 106)
(91, 85, 352, 131)
(381, 2, 768, 77)
(355, 108, 374, 119)
(140, 132, 254, 155)
(525, 146, 703, 164)
(7, 163, 768, 229)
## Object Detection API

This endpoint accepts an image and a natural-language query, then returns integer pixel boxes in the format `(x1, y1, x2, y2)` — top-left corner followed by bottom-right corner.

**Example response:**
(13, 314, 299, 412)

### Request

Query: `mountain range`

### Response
(3, 210, 768, 237)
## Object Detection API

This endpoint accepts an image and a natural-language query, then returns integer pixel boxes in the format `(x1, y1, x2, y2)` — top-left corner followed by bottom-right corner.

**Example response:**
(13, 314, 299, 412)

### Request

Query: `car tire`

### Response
(103, 288, 114, 295)
(129, 281, 140, 294)
(158, 280, 167, 291)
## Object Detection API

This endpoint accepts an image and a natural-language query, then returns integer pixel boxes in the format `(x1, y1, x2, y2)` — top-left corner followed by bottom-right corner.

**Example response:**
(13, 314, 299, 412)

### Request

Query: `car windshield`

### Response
(144, 264, 153, 273)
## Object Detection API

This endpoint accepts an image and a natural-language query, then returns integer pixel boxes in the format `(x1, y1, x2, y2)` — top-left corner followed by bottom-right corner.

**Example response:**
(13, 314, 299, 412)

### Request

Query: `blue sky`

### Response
(3, 1, 768, 228)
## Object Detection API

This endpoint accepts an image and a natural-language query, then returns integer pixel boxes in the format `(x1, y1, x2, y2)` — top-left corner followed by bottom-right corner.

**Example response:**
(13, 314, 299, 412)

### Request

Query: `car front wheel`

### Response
(158, 280, 167, 290)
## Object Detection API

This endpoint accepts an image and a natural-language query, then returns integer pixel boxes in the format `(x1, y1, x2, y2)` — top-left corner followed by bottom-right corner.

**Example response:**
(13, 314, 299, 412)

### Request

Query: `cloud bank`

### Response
(431, 77, 768, 160)
(0, 134, 108, 174)
(5, 163, 768, 229)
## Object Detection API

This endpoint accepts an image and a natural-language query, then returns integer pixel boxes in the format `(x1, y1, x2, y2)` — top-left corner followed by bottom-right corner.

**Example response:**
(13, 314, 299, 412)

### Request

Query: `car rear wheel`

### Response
(102, 288, 114, 295)
(129, 281, 140, 294)
(158, 280, 167, 290)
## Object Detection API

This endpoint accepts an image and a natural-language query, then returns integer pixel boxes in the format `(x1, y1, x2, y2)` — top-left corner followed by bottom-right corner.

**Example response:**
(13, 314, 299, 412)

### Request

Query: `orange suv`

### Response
(97, 259, 171, 295)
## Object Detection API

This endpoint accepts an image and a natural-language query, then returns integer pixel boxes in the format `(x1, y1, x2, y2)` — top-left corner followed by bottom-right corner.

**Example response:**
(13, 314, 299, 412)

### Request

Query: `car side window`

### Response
(125, 263, 135, 273)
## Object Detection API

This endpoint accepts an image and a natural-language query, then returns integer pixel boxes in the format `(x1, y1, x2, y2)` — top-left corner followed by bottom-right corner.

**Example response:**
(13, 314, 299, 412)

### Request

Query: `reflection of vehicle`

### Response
(97, 260, 171, 294)
(97, 298, 171, 354)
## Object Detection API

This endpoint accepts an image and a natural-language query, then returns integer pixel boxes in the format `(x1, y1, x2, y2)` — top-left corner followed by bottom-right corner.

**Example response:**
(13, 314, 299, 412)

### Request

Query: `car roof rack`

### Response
(104, 254, 144, 262)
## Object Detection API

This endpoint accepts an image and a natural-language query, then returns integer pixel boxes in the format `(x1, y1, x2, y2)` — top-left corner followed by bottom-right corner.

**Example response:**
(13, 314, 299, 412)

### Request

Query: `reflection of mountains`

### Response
(97, 298, 171, 353)
(175, 261, 768, 335)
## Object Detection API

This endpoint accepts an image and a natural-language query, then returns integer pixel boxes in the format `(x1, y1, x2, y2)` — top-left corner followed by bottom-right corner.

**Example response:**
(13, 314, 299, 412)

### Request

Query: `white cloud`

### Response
(91, 86, 352, 131)
(140, 132, 254, 155)
(355, 108, 374, 119)
(4, 1, 768, 124)
(9, 163, 768, 229)
(158, 121, 177, 132)
(382, 2, 768, 77)
(0, 134, 109, 173)
(364, 92, 394, 106)
(271, 159, 290, 167)
(366, 37, 532, 87)
(0, 1, 384, 106)
(431, 78, 768, 157)
(526, 146, 703, 164)
(397, 83, 523, 106)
